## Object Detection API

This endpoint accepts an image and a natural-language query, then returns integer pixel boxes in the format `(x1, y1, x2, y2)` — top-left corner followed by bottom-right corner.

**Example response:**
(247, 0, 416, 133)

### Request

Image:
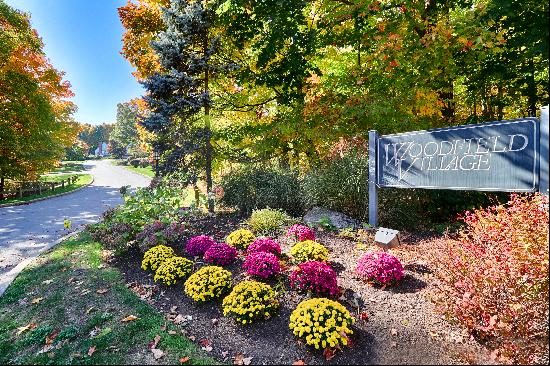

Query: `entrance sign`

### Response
(368, 107, 549, 227)
(377, 119, 539, 192)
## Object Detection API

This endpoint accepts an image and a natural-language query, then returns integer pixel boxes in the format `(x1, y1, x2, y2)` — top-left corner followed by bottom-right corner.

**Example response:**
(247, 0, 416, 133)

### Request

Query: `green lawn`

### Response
(53, 162, 86, 173)
(124, 165, 155, 178)
(0, 233, 215, 365)
(0, 174, 93, 206)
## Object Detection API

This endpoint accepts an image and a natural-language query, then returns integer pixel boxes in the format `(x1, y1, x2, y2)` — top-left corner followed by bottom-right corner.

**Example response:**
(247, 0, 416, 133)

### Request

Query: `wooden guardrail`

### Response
(0, 175, 79, 201)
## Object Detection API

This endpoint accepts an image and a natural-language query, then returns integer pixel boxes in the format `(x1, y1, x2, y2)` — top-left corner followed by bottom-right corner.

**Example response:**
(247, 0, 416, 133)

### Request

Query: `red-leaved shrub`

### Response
(430, 194, 549, 364)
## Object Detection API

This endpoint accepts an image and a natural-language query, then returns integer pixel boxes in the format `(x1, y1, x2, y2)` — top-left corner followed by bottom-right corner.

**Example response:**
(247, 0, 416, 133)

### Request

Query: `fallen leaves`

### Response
(96, 289, 108, 294)
(323, 348, 336, 361)
(292, 360, 306, 365)
(390, 328, 398, 336)
(31, 297, 44, 304)
(233, 352, 252, 365)
(199, 338, 213, 352)
(16, 322, 37, 335)
(179, 356, 190, 364)
(121, 315, 139, 322)
(42, 279, 53, 285)
(151, 348, 165, 359)
(149, 334, 161, 349)
(87, 345, 96, 357)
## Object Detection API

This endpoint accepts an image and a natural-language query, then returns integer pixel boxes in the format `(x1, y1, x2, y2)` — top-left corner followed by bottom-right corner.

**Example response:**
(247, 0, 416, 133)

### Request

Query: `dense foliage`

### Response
(246, 208, 293, 235)
(218, 166, 304, 216)
(0, 1, 79, 190)
(429, 194, 549, 364)
(222, 281, 279, 325)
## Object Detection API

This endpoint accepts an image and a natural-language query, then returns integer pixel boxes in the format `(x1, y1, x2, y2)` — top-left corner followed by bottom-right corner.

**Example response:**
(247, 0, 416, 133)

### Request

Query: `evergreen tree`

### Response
(141, 0, 235, 212)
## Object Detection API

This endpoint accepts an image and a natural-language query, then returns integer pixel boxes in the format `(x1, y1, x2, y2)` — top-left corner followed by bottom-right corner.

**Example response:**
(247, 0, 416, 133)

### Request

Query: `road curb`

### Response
(0, 228, 84, 296)
(0, 175, 94, 209)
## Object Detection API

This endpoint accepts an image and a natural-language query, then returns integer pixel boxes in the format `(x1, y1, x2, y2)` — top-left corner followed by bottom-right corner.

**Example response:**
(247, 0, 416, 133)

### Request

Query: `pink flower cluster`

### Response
(246, 238, 281, 256)
(185, 235, 216, 257)
(355, 251, 404, 286)
(290, 261, 339, 296)
(286, 224, 316, 242)
(204, 243, 238, 266)
(242, 252, 281, 278)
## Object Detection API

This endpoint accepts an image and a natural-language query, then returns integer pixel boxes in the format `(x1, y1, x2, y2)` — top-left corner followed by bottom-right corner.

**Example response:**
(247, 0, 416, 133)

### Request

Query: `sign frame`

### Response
(368, 106, 549, 227)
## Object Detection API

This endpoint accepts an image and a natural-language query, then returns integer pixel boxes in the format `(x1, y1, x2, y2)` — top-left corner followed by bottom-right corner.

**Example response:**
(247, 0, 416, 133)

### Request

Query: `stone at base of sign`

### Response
(303, 206, 360, 230)
(374, 227, 401, 249)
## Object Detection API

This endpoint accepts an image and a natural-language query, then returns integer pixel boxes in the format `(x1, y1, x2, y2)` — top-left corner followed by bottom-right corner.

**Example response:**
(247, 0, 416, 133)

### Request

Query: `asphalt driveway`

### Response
(0, 159, 150, 294)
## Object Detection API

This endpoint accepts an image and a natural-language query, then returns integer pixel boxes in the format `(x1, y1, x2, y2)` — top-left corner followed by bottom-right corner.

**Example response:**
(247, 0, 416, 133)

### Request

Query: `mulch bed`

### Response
(112, 213, 494, 365)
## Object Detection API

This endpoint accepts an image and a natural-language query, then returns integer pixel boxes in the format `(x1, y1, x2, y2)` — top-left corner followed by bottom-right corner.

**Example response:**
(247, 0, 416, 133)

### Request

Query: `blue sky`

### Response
(5, 0, 144, 125)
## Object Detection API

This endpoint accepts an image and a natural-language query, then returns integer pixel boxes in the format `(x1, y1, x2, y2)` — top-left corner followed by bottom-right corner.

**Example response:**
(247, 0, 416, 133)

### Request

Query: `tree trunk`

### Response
(0, 176, 4, 200)
(204, 24, 214, 213)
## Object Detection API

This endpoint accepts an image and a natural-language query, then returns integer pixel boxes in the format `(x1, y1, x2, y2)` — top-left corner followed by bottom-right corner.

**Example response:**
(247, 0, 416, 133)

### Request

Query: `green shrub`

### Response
(219, 166, 304, 216)
(247, 208, 294, 235)
(302, 150, 369, 221)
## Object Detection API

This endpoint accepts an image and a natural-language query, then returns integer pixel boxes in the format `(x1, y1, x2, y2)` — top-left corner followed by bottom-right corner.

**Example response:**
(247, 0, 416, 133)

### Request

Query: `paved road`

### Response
(0, 160, 151, 294)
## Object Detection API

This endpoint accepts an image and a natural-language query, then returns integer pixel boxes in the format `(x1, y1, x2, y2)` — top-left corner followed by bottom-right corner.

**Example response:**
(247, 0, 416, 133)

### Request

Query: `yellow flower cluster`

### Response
(290, 240, 329, 263)
(222, 280, 279, 325)
(226, 228, 256, 250)
(289, 298, 355, 350)
(153, 256, 193, 286)
(141, 245, 175, 271)
(184, 266, 232, 302)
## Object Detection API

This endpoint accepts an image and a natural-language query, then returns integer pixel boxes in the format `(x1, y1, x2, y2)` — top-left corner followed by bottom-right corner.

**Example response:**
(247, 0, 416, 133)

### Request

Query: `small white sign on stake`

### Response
(374, 227, 401, 249)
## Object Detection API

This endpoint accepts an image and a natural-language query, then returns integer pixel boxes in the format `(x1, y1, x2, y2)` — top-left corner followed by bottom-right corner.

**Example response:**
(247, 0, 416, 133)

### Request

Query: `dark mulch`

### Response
(112, 213, 494, 365)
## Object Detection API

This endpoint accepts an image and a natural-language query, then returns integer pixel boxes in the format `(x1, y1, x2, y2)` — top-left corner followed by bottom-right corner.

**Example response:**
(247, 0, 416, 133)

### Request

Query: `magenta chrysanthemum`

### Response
(246, 238, 281, 256)
(204, 243, 238, 266)
(242, 252, 281, 279)
(355, 251, 404, 286)
(286, 224, 315, 242)
(290, 261, 339, 296)
(185, 235, 216, 257)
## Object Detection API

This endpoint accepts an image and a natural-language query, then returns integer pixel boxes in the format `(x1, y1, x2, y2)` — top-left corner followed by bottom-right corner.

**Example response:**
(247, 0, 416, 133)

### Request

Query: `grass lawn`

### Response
(54, 162, 86, 173)
(0, 174, 93, 206)
(0, 232, 215, 365)
(124, 165, 155, 178)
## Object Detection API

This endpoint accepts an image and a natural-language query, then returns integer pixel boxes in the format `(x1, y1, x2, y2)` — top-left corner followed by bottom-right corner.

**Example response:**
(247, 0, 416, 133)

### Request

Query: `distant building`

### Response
(94, 142, 109, 156)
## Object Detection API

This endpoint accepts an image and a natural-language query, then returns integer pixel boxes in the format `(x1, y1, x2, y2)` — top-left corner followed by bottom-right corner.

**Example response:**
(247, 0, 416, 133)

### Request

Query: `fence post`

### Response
(18, 184, 23, 198)
(368, 130, 379, 227)
(540, 106, 549, 196)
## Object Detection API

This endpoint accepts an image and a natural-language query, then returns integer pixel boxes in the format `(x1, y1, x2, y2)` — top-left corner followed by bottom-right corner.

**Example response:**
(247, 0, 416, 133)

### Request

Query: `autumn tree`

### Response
(0, 1, 79, 195)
